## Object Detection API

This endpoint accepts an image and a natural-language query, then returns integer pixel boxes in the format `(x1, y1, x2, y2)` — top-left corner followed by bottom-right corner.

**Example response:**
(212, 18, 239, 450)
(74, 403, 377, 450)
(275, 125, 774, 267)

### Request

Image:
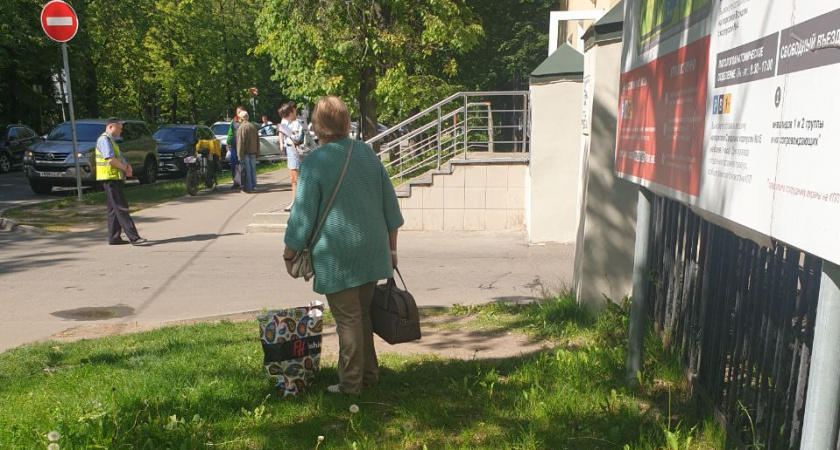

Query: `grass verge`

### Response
(2, 162, 286, 231)
(0, 294, 724, 449)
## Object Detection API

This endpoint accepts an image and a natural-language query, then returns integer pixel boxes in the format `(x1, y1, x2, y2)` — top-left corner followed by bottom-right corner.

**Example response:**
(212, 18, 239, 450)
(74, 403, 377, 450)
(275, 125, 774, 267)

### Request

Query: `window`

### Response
(260, 125, 277, 136)
(121, 123, 138, 142)
(211, 123, 230, 135)
(153, 127, 193, 143)
(8, 128, 19, 141)
(47, 123, 105, 142)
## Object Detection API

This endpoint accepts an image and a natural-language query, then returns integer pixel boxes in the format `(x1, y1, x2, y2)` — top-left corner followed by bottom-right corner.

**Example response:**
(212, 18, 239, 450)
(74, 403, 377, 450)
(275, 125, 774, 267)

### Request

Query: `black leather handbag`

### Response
(371, 268, 421, 345)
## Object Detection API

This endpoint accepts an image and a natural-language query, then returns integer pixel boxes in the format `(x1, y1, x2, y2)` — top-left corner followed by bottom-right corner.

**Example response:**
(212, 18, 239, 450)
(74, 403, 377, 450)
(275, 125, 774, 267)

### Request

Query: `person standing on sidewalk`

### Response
(278, 101, 305, 211)
(235, 110, 259, 193)
(95, 118, 147, 246)
(283, 96, 404, 395)
(226, 106, 244, 189)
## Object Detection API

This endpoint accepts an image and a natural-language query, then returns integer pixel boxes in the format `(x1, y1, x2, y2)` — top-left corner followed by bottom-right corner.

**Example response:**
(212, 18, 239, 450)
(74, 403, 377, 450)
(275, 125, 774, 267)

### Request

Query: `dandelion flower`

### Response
(403, 421, 414, 432)
(318, 436, 325, 442)
(47, 431, 61, 441)
(349, 404, 359, 413)
(47, 444, 60, 450)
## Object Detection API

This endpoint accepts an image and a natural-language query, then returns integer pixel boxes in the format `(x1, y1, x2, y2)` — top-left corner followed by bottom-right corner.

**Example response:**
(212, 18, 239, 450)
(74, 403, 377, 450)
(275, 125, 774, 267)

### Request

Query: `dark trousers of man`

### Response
(103, 180, 140, 244)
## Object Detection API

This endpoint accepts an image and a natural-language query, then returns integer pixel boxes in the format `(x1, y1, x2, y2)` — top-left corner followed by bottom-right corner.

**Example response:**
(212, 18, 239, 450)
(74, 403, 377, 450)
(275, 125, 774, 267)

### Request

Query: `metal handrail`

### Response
(366, 90, 529, 142)
(365, 91, 531, 183)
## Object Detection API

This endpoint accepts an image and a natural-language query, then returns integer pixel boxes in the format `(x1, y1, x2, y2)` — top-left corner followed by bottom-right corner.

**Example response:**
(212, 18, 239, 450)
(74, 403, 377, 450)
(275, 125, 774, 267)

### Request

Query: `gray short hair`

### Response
(312, 96, 350, 142)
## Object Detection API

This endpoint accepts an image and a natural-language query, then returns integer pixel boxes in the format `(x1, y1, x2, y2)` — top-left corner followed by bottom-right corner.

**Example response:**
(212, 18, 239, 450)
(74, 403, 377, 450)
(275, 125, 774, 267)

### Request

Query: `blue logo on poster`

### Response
(712, 95, 719, 115)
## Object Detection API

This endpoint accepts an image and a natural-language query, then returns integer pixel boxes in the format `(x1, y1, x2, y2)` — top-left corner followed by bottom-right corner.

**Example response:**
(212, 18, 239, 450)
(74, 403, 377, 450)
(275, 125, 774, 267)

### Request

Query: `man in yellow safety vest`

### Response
(95, 117, 148, 246)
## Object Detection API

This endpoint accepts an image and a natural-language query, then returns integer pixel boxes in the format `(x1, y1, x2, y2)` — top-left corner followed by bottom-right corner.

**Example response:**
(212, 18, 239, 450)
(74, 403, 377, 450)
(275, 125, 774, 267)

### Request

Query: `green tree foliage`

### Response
(0, 0, 552, 134)
(82, 0, 156, 120)
(254, 0, 483, 141)
(457, 0, 555, 91)
(0, 0, 280, 131)
(0, 0, 63, 132)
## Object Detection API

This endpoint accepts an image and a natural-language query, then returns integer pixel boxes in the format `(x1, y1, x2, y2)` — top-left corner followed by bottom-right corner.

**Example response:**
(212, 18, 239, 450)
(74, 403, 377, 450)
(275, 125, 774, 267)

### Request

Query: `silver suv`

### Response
(24, 119, 159, 194)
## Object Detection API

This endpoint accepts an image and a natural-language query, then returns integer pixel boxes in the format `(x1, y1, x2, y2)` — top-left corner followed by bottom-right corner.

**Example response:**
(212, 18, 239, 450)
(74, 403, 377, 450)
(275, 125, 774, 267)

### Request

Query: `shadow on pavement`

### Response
(146, 232, 242, 246)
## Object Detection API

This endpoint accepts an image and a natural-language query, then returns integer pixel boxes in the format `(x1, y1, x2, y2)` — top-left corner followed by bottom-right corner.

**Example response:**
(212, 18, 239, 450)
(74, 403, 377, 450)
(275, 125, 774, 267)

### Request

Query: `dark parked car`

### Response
(23, 119, 159, 194)
(0, 124, 40, 173)
(154, 124, 221, 175)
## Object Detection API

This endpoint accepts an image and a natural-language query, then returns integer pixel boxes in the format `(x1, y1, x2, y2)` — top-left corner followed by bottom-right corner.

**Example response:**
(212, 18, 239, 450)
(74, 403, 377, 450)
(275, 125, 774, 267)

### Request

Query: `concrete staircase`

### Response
(245, 153, 529, 234)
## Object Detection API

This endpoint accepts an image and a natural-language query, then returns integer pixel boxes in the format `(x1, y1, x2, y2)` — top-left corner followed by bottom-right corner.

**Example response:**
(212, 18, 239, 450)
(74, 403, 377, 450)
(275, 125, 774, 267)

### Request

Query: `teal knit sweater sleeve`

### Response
(284, 139, 404, 295)
(381, 163, 403, 231)
(283, 160, 321, 252)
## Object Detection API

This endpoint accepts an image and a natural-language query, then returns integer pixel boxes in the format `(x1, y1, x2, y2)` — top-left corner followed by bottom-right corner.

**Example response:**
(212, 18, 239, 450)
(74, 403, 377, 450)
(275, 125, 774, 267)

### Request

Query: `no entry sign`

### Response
(41, 0, 83, 200)
(41, 0, 79, 43)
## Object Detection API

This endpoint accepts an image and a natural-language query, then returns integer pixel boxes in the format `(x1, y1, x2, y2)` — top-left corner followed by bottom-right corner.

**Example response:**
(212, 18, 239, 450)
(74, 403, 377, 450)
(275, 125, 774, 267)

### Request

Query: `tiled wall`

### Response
(398, 163, 527, 231)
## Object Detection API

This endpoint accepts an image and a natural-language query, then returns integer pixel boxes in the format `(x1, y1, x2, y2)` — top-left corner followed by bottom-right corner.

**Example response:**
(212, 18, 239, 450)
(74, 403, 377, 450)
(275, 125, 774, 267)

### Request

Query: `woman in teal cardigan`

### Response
(283, 96, 404, 395)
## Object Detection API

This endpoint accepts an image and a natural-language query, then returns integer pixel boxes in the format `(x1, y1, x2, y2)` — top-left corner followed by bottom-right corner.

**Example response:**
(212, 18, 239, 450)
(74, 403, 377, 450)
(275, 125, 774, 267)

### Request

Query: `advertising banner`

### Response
(617, 0, 840, 264)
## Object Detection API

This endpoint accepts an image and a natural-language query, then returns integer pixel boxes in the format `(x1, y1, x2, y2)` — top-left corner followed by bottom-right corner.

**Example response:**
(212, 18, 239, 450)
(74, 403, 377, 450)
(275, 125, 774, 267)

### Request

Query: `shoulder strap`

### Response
(306, 140, 354, 248)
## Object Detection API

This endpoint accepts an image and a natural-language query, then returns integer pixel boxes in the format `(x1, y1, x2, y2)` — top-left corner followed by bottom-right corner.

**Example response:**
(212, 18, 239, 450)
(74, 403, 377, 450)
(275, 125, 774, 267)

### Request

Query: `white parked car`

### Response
(350, 121, 390, 141)
(213, 121, 283, 165)
(210, 121, 231, 159)
(258, 124, 282, 149)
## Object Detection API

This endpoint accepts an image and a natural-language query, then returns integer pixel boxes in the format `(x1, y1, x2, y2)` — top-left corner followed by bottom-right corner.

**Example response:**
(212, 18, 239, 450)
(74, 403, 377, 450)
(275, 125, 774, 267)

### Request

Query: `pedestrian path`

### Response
(0, 168, 574, 352)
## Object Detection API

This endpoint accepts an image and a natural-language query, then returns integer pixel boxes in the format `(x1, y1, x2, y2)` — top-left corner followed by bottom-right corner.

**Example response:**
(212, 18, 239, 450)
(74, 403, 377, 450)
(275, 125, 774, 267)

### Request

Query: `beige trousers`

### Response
(325, 282, 378, 395)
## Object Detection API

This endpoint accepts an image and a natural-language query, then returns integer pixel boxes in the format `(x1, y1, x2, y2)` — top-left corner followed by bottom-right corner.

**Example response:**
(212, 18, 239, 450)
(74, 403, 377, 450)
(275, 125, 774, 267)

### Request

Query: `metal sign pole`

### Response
(61, 42, 83, 201)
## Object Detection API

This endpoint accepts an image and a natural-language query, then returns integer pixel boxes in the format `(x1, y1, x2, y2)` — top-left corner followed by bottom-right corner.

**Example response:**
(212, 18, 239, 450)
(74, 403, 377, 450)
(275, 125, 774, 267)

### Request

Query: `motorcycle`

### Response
(184, 146, 218, 196)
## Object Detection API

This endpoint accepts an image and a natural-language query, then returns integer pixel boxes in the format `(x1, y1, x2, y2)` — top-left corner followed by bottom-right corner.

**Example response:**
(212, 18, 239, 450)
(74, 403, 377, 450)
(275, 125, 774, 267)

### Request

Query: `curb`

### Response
(0, 217, 51, 235)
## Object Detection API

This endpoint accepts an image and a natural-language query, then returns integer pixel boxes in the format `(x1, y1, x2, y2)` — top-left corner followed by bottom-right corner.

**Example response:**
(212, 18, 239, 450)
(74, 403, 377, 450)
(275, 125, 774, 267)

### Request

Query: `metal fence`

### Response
(646, 195, 822, 449)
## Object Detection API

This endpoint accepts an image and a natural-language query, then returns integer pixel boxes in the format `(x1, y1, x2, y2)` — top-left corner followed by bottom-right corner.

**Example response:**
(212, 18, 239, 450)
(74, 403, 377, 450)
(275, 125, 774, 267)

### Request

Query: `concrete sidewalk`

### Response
(0, 169, 574, 352)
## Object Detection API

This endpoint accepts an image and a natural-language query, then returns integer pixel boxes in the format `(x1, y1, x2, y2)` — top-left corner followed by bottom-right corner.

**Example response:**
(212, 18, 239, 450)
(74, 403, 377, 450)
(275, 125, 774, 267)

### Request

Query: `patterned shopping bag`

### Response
(257, 301, 324, 396)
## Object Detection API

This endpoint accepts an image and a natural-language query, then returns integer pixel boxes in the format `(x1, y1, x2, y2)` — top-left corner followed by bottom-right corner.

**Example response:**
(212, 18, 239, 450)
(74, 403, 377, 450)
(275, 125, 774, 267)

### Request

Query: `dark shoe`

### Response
(109, 239, 129, 245)
(130, 238, 148, 246)
(230, 184, 241, 189)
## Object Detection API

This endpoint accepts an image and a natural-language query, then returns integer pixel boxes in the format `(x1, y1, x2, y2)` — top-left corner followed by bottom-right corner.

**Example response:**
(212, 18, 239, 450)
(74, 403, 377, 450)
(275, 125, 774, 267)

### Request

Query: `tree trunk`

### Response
(170, 89, 178, 123)
(220, 0, 232, 117)
(84, 55, 99, 119)
(359, 65, 384, 158)
(190, 93, 197, 124)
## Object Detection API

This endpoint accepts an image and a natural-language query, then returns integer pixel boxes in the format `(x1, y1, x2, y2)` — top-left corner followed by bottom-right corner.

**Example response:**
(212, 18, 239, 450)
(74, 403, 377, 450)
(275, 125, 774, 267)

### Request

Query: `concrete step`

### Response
(246, 223, 287, 234)
(253, 212, 290, 225)
(246, 204, 290, 234)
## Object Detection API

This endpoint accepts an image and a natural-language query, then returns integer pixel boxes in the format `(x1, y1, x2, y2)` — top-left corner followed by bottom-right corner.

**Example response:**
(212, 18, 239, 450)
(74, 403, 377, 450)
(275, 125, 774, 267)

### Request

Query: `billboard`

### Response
(617, 0, 840, 265)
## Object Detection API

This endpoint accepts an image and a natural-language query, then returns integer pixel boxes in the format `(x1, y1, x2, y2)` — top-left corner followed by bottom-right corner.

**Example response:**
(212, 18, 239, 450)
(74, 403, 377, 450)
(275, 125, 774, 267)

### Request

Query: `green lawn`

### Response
(0, 296, 724, 449)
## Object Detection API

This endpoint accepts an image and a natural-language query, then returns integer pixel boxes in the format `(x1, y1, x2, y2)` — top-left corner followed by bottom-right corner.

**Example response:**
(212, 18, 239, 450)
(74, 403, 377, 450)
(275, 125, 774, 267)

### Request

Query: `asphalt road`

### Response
(0, 170, 84, 213)
(0, 169, 575, 352)
(0, 169, 182, 214)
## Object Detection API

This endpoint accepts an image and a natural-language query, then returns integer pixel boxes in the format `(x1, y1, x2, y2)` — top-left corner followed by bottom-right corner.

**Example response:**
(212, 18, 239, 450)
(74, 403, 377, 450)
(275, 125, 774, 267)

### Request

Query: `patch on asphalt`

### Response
(51, 305, 134, 321)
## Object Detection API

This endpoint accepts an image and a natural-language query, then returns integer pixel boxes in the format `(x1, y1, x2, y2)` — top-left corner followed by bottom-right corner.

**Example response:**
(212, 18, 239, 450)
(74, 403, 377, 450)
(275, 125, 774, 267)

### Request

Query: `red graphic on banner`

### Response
(616, 36, 710, 197)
